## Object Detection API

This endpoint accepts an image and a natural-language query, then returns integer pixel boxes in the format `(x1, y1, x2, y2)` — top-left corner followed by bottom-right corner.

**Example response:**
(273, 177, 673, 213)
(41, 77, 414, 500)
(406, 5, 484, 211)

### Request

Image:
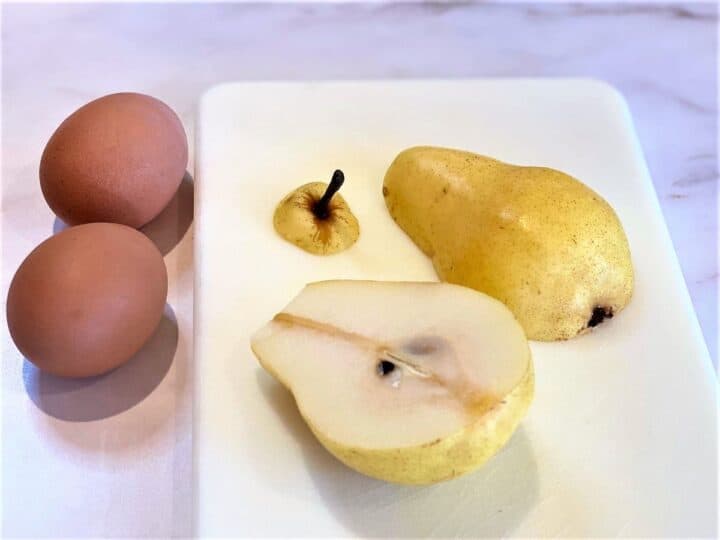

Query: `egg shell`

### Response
(6, 223, 168, 378)
(40, 92, 188, 228)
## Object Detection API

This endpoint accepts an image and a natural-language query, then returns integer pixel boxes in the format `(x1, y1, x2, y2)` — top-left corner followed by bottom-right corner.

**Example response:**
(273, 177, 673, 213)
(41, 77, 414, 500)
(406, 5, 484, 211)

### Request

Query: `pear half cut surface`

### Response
(383, 146, 634, 341)
(250, 280, 534, 485)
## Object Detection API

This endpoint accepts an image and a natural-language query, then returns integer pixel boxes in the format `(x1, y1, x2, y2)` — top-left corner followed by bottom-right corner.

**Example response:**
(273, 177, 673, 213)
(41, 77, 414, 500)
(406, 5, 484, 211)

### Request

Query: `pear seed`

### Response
(377, 360, 396, 376)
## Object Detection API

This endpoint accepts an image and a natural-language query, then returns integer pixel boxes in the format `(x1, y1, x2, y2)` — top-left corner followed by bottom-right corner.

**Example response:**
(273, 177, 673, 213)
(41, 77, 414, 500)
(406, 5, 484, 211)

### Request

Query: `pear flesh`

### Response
(383, 146, 634, 341)
(251, 280, 534, 485)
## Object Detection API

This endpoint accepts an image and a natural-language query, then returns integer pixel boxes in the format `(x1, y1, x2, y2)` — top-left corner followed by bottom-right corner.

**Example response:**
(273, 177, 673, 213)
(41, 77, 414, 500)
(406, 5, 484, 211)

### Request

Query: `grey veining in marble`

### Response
(1, 3, 716, 537)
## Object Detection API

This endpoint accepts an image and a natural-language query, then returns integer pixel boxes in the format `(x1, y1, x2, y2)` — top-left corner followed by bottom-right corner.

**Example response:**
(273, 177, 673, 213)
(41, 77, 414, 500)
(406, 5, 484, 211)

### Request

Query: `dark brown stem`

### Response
(313, 170, 344, 219)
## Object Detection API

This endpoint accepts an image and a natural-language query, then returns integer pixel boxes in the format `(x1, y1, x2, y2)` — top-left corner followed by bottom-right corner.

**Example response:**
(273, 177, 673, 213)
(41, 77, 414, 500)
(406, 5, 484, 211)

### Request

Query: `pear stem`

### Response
(313, 169, 344, 220)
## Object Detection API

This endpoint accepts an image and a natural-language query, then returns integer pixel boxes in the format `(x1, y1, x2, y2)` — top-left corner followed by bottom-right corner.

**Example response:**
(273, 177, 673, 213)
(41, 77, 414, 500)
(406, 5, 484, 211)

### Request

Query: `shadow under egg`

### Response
(141, 170, 194, 256)
(23, 304, 178, 422)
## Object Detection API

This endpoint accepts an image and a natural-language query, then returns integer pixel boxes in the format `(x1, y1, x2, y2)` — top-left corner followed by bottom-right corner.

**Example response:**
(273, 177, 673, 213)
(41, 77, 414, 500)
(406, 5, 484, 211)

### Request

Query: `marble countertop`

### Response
(2, 3, 716, 537)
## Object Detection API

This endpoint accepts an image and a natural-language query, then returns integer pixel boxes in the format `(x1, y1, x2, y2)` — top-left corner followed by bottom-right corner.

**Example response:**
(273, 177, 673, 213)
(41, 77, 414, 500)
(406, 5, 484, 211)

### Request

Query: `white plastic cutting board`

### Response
(194, 80, 717, 537)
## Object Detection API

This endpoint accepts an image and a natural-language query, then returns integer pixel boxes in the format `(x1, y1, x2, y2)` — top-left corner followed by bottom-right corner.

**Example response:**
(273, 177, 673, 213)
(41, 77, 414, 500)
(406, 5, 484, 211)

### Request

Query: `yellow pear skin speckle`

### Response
(383, 146, 634, 341)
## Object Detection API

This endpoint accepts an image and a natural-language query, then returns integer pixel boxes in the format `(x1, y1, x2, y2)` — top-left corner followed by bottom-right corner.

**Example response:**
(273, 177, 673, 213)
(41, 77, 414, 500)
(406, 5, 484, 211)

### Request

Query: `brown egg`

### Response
(40, 92, 188, 228)
(6, 223, 168, 378)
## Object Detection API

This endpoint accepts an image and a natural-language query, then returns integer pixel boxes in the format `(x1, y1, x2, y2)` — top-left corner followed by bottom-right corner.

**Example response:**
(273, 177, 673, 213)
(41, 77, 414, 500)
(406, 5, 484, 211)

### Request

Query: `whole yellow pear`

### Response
(383, 146, 634, 341)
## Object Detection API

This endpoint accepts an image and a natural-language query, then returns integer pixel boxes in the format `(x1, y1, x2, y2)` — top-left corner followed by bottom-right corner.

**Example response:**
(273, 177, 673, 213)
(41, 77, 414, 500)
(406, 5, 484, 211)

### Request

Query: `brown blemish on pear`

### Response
(587, 306, 614, 328)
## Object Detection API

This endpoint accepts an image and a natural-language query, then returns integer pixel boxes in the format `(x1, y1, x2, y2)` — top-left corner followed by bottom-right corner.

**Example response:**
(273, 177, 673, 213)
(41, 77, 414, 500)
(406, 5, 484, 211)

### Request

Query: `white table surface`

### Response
(1, 3, 716, 538)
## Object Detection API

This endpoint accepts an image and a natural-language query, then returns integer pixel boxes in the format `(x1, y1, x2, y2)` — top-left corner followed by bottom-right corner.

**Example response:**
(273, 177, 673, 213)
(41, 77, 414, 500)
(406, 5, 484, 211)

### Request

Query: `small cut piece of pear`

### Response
(273, 170, 359, 255)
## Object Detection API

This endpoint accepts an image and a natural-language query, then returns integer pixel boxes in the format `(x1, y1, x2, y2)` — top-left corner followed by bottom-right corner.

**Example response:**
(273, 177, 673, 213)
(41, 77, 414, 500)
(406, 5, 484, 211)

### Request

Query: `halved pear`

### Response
(251, 280, 534, 485)
(273, 169, 359, 255)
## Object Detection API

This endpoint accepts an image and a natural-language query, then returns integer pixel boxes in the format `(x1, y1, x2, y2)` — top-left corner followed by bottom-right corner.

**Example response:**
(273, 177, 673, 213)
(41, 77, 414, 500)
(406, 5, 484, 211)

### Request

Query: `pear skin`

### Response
(383, 146, 634, 341)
